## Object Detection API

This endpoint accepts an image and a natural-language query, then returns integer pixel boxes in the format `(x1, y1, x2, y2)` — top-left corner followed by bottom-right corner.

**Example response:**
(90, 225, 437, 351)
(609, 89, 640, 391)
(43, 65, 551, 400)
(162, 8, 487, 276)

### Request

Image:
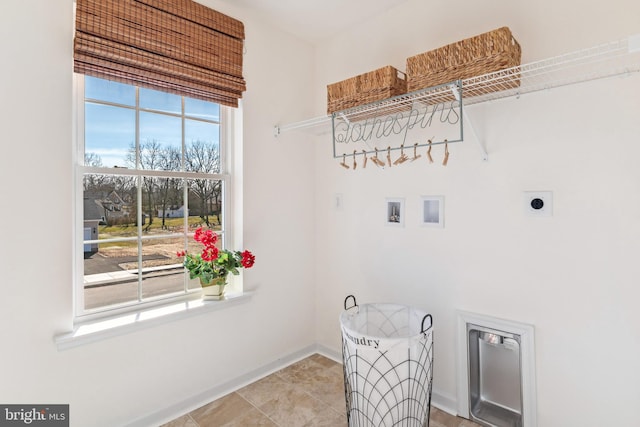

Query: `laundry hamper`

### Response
(340, 295, 434, 427)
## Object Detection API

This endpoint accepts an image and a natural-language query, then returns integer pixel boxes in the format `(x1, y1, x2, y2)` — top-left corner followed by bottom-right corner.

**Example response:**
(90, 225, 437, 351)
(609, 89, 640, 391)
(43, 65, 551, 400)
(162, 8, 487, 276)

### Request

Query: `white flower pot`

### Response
(200, 277, 227, 300)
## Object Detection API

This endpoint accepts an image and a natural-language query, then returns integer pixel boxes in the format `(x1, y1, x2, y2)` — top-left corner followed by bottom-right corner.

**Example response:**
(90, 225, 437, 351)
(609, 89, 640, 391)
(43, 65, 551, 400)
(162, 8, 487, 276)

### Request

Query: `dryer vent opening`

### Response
(468, 325, 522, 427)
(456, 311, 537, 427)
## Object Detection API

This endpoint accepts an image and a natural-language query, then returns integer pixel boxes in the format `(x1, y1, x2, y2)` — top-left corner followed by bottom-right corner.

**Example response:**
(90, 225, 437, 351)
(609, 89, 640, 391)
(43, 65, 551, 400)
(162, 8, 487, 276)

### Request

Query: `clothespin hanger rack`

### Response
(331, 80, 468, 167)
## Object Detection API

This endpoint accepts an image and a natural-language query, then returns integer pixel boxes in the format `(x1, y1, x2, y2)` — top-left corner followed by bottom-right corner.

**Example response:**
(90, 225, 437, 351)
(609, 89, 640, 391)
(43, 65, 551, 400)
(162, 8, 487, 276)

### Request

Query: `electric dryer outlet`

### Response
(524, 191, 552, 217)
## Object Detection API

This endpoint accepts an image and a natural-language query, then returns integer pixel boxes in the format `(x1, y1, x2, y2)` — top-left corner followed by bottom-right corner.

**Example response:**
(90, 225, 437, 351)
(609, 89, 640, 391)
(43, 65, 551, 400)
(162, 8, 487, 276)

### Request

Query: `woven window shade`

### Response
(74, 0, 246, 107)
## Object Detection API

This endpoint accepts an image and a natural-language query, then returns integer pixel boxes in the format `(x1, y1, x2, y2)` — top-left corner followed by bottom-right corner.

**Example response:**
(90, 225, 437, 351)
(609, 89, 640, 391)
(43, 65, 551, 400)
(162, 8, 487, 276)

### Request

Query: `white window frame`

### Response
(73, 74, 242, 322)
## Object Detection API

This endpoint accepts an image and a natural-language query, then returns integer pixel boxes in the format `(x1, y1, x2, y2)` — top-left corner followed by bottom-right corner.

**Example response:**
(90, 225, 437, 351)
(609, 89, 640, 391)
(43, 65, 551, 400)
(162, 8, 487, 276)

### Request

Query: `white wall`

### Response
(312, 0, 640, 426)
(0, 1, 317, 426)
(3, 0, 639, 425)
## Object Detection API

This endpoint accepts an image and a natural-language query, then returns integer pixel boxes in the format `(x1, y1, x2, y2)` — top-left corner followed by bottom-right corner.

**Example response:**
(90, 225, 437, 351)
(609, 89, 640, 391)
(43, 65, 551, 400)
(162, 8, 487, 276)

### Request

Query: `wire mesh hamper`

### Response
(340, 295, 434, 427)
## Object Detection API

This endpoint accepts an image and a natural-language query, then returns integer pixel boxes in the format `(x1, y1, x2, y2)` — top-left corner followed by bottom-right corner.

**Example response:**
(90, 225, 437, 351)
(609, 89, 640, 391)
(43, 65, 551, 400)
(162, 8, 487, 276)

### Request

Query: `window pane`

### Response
(141, 176, 158, 227)
(141, 237, 187, 299)
(85, 76, 135, 106)
(142, 176, 185, 232)
(83, 174, 139, 311)
(140, 87, 182, 115)
(139, 112, 182, 170)
(83, 242, 140, 310)
(186, 119, 219, 156)
(85, 103, 135, 168)
(155, 179, 186, 229)
(185, 139, 220, 174)
(83, 174, 137, 230)
(185, 98, 220, 121)
(187, 179, 223, 233)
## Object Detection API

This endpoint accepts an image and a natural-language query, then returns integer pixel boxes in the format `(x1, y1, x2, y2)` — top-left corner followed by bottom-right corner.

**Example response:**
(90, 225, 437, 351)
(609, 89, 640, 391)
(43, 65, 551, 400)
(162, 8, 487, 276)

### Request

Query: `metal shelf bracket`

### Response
(463, 112, 488, 162)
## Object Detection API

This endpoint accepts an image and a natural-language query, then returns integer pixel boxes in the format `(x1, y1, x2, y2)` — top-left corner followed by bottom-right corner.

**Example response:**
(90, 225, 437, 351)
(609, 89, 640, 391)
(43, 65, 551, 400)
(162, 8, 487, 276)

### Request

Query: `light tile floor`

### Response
(162, 354, 481, 427)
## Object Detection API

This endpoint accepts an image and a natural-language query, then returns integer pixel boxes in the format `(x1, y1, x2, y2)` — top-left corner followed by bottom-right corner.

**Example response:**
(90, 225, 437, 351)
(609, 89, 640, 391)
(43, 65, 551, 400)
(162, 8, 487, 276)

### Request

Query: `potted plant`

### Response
(177, 227, 255, 300)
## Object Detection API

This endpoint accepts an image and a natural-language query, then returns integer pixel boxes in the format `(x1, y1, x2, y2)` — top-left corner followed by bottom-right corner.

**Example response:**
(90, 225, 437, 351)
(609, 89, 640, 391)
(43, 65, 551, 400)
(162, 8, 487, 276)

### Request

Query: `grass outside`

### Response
(92, 216, 222, 270)
(98, 216, 220, 248)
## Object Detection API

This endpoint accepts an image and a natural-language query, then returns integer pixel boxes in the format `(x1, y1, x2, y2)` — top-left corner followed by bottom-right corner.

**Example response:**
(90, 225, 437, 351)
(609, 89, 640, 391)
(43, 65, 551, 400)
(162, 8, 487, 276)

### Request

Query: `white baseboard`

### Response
(124, 344, 322, 427)
(314, 342, 341, 362)
(124, 343, 459, 427)
(431, 388, 459, 416)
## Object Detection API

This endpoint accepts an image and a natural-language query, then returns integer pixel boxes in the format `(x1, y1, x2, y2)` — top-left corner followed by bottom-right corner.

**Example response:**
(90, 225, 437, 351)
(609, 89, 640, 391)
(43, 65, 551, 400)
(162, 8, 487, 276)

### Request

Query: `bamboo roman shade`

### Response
(74, 0, 246, 107)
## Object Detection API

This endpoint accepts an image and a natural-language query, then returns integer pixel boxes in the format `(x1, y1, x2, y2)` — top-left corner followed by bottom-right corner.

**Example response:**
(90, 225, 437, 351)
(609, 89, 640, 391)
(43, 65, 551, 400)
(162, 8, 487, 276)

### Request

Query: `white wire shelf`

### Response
(274, 34, 640, 136)
(463, 34, 640, 105)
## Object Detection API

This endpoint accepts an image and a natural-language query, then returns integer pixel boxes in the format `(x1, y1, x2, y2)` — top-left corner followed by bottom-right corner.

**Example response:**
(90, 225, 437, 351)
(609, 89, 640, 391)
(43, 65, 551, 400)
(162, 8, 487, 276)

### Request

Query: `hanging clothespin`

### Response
(362, 150, 368, 168)
(372, 147, 384, 167)
(426, 139, 434, 163)
(340, 153, 350, 169)
(394, 144, 409, 165)
(352, 150, 357, 170)
(410, 143, 421, 161)
(386, 146, 392, 167)
(442, 140, 450, 166)
(376, 149, 385, 167)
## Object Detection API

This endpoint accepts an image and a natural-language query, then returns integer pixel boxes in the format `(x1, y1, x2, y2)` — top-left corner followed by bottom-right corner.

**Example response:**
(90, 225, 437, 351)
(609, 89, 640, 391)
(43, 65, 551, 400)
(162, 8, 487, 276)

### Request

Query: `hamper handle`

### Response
(344, 295, 358, 310)
(421, 314, 433, 333)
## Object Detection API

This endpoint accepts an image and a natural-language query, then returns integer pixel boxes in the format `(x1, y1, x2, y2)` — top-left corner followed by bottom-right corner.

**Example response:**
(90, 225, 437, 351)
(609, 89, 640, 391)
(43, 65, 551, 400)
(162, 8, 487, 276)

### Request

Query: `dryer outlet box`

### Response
(524, 191, 552, 217)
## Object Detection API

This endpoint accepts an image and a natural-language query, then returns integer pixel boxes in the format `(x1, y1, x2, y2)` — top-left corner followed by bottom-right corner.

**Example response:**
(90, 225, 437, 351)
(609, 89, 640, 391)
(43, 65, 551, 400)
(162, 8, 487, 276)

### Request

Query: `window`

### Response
(75, 75, 237, 318)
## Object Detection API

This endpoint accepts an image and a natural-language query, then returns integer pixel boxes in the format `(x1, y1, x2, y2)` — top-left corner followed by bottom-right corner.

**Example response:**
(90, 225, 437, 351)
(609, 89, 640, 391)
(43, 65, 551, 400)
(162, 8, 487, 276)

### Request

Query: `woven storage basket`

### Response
(407, 27, 521, 93)
(327, 66, 407, 114)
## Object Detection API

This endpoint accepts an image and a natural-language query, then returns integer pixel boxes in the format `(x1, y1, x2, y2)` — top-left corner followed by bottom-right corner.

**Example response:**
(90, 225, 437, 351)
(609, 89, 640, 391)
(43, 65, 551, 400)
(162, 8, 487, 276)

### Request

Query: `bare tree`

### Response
(157, 146, 181, 229)
(84, 152, 103, 167)
(128, 140, 164, 231)
(83, 153, 108, 191)
(185, 140, 221, 227)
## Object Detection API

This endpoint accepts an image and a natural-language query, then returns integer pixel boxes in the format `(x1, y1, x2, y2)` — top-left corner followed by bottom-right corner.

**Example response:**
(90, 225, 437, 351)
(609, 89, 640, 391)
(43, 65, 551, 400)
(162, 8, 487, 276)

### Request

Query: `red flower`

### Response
(201, 246, 219, 262)
(183, 227, 254, 282)
(194, 227, 217, 248)
(241, 250, 255, 268)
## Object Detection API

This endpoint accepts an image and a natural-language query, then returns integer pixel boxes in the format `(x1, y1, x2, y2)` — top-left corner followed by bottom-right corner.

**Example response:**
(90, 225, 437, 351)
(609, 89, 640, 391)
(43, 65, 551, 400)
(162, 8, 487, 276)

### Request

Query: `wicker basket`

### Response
(406, 27, 521, 93)
(327, 66, 407, 114)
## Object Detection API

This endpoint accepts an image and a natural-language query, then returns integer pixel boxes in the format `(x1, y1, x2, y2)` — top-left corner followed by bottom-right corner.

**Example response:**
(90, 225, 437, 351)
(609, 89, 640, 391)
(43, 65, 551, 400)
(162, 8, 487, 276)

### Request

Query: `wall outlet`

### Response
(334, 193, 343, 211)
(524, 191, 552, 217)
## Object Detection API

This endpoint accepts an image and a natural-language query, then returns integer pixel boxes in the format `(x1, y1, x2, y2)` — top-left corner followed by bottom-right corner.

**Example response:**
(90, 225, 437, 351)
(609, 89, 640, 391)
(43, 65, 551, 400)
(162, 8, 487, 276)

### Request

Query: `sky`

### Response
(84, 76, 220, 168)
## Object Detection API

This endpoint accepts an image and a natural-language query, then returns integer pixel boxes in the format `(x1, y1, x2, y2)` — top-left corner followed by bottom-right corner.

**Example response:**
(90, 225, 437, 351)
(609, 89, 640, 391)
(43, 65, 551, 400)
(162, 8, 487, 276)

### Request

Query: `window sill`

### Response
(55, 292, 253, 351)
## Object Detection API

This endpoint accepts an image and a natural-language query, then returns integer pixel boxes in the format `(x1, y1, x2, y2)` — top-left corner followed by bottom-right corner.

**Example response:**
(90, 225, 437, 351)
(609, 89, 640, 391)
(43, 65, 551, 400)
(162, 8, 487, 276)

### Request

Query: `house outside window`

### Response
(75, 75, 236, 318)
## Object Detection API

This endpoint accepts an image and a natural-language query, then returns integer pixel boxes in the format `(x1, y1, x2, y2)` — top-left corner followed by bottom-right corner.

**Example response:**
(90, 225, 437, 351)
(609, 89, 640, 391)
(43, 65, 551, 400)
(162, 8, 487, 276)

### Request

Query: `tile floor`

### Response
(162, 353, 481, 427)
